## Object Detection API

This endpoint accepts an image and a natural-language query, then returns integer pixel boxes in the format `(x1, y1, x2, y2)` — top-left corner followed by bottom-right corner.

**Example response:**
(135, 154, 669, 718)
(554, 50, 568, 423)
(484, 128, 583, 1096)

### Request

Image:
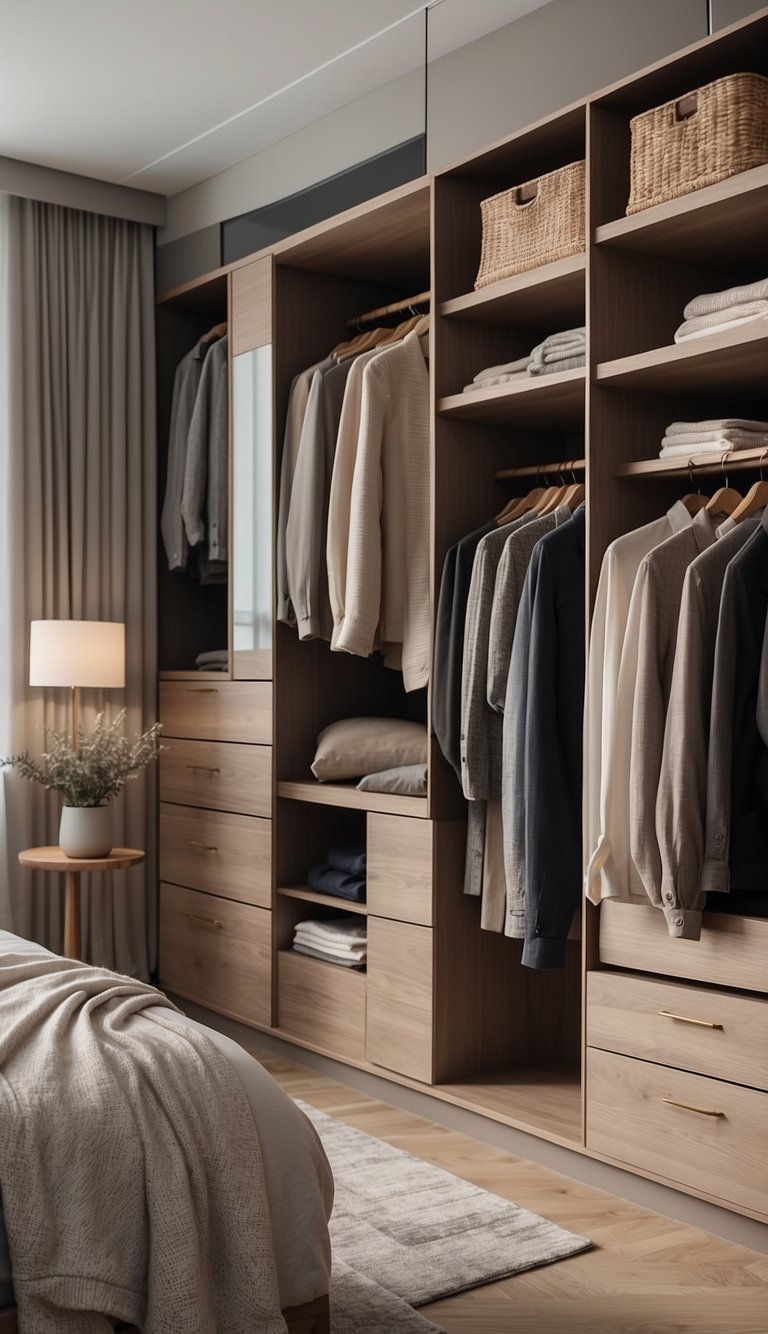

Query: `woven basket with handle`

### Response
(474, 160, 585, 289)
(626, 71, 768, 215)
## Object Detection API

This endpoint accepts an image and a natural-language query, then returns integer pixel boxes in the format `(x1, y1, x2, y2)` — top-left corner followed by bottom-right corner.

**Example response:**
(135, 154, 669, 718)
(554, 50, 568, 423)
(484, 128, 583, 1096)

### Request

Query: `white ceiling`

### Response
(0, 0, 552, 197)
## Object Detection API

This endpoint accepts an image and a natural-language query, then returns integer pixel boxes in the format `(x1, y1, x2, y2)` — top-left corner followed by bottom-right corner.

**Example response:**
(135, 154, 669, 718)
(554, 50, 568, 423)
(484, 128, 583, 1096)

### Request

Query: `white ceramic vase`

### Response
(59, 804, 114, 859)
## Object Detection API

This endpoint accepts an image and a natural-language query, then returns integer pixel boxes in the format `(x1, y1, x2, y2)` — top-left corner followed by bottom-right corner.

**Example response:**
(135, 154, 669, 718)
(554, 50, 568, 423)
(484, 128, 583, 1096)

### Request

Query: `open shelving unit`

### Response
(438, 367, 586, 428)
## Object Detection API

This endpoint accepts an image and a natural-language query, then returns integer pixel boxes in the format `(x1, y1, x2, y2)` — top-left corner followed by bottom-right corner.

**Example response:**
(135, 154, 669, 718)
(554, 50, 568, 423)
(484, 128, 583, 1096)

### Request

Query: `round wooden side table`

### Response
(18, 846, 145, 959)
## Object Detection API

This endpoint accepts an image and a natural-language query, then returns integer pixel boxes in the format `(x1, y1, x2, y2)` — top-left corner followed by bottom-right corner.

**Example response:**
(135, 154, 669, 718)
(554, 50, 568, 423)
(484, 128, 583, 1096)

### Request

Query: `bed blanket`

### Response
(0, 952, 288, 1334)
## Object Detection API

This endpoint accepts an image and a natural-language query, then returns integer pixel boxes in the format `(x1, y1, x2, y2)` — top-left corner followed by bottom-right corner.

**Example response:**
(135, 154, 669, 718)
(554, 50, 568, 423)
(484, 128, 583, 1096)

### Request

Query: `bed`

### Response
(0, 930, 333, 1334)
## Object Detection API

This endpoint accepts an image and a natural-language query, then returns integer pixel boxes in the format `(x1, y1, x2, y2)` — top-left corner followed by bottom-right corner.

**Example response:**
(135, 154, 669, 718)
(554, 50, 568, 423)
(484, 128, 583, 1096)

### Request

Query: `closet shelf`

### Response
(277, 780, 430, 818)
(617, 448, 768, 479)
(596, 323, 768, 394)
(435, 1065, 582, 1147)
(440, 253, 585, 328)
(277, 947, 366, 977)
(595, 164, 768, 268)
(438, 367, 585, 429)
(277, 886, 368, 917)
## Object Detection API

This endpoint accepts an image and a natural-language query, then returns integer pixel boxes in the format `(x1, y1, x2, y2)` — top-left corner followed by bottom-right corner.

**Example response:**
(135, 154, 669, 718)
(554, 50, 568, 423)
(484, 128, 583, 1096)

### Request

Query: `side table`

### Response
(18, 846, 145, 959)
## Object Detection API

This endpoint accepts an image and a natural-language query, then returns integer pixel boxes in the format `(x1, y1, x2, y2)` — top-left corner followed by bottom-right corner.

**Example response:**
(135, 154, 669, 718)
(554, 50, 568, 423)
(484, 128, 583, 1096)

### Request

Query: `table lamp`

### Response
(29, 620, 126, 744)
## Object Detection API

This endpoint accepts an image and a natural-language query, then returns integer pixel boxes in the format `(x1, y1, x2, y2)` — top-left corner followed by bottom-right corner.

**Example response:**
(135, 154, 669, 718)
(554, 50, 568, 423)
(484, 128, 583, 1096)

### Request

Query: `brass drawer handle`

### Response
(662, 1097, 725, 1118)
(659, 1010, 723, 1030)
(186, 764, 221, 773)
(189, 840, 218, 852)
(186, 913, 224, 929)
(184, 687, 220, 693)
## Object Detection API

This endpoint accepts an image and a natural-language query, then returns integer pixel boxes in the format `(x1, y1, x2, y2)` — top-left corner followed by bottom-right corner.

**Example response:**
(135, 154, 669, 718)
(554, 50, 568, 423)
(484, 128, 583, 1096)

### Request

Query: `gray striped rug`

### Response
(297, 1100, 592, 1334)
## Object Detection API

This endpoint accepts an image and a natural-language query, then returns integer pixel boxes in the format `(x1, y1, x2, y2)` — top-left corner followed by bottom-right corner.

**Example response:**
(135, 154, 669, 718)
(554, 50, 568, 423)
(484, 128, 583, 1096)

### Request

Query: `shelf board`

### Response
(277, 886, 368, 916)
(277, 780, 429, 818)
(277, 947, 366, 975)
(617, 447, 768, 479)
(440, 253, 586, 328)
(438, 367, 585, 429)
(595, 164, 768, 268)
(596, 323, 768, 394)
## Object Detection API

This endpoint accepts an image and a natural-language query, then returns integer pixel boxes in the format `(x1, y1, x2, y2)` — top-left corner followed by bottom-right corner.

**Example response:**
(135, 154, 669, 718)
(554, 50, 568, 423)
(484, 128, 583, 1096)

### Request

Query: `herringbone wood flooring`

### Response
(252, 1046, 768, 1334)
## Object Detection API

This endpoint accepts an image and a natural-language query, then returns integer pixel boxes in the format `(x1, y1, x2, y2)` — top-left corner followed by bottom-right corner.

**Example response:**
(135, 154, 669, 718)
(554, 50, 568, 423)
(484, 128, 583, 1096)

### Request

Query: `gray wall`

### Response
(158, 0, 767, 287)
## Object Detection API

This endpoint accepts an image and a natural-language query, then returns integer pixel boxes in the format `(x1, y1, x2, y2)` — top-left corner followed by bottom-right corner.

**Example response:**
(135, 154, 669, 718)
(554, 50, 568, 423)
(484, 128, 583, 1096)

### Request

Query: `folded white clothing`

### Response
(684, 276, 768, 319)
(674, 306, 768, 342)
(462, 370, 530, 392)
(528, 353, 585, 376)
(661, 429, 768, 448)
(543, 343, 587, 363)
(541, 326, 586, 346)
(659, 435, 768, 458)
(294, 941, 367, 965)
(294, 917, 367, 946)
(195, 649, 228, 666)
(473, 356, 531, 381)
(665, 418, 768, 436)
(294, 931, 367, 957)
(293, 943, 366, 968)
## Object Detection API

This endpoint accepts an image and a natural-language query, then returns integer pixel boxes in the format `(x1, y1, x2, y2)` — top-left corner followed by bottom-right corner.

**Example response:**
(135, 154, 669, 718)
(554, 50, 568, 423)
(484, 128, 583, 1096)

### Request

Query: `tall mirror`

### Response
(232, 343, 272, 677)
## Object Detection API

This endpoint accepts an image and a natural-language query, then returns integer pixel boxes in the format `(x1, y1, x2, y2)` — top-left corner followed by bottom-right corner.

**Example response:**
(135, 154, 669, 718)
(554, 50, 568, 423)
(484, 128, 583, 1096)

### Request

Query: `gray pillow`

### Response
(357, 764, 428, 796)
(311, 717, 427, 782)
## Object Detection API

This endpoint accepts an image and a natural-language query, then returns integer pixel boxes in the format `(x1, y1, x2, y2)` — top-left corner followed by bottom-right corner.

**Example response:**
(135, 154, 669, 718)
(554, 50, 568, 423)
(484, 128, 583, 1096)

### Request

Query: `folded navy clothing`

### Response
(307, 862, 366, 902)
(326, 844, 366, 877)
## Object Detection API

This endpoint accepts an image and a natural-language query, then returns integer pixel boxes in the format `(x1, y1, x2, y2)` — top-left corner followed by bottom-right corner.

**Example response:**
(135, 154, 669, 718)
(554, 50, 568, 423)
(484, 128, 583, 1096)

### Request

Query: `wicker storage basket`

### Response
(474, 160, 585, 289)
(626, 72, 768, 215)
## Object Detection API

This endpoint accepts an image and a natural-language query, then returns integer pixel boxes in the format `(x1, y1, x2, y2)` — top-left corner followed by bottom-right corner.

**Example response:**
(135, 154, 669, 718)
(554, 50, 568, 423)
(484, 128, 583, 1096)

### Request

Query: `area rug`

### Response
(297, 1100, 592, 1333)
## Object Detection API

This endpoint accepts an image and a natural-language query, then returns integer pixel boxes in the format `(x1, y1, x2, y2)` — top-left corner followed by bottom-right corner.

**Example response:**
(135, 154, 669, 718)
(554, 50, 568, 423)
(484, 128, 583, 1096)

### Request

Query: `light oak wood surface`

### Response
(160, 679, 272, 745)
(160, 738, 272, 818)
(159, 883, 272, 1027)
(440, 252, 586, 329)
(233, 647, 273, 681)
(277, 886, 368, 917)
(438, 367, 586, 430)
(366, 917, 433, 1083)
(366, 813, 433, 926)
(596, 323, 768, 393)
(277, 780, 429, 818)
(588, 971, 768, 1092)
(159, 803, 271, 909)
(586, 1048, 768, 1219)
(278, 949, 366, 1062)
(253, 1045, 768, 1333)
(599, 901, 768, 994)
(231, 256, 272, 355)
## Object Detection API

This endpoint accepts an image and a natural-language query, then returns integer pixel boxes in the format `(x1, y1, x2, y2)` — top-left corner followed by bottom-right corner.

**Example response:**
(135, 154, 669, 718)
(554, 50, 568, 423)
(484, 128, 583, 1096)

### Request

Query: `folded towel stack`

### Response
(527, 326, 586, 376)
(292, 916, 367, 968)
(659, 418, 768, 458)
(674, 277, 768, 343)
(195, 648, 228, 671)
(307, 843, 366, 903)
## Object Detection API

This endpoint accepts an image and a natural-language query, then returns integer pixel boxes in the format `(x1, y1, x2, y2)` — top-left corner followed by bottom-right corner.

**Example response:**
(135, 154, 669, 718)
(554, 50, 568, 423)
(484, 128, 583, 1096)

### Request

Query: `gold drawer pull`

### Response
(662, 1097, 725, 1118)
(659, 1010, 723, 1030)
(186, 764, 221, 773)
(185, 687, 219, 693)
(189, 840, 218, 852)
(186, 913, 224, 929)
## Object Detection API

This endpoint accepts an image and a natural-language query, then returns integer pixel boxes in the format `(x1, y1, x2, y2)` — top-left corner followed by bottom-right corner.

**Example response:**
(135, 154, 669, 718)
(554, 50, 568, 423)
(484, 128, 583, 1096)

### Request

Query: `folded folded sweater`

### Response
(326, 844, 366, 877)
(674, 304, 768, 342)
(306, 863, 366, 902)
(666, 418, 768, 436)
(660, 434, 768, 458)
(294, 928, 367, 954)
(293, 943, 366, 968)
(462, 370, 529, 392)
(473, 355, 531, 382)
(294, 917, 367, 946)
(528, 353, 585, 376)
(684, 276, 768, 319)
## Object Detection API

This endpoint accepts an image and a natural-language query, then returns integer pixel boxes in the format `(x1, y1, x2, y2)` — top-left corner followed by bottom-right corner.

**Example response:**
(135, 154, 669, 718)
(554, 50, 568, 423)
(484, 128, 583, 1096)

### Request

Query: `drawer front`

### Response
(367, 813, 433, 926)
(159, 882, 271, 1027)
(599, 900, 768, 993)
(160, 738, 271, 818)
(160, 680, 272, 744)
(588, 971, 768, 1091)
(278, 949, 366, 1061)
(159, 803, 271, 909)
(366, 917, 433, 1083)
(587, 1048, 768, 1217)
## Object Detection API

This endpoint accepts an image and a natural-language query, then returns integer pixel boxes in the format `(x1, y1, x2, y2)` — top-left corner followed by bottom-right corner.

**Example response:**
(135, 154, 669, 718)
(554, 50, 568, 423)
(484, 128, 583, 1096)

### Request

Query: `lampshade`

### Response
(29, 620, 125, 689)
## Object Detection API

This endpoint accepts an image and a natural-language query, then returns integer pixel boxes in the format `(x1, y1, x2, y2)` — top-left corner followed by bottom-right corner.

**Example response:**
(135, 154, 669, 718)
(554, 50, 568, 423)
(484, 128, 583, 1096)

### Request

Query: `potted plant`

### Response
(1, 710, 163, 858)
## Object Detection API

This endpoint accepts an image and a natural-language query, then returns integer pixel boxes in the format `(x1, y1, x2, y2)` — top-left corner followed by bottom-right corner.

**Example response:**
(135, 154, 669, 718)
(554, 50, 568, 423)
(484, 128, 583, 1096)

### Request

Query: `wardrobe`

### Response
(155, 6, 768, 1226)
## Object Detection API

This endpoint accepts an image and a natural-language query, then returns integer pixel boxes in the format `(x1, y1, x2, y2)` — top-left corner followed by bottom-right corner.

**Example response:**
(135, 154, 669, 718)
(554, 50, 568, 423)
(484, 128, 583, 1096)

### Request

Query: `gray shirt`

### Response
(181, 335, 228, 563)
(160, 338, 208, 572)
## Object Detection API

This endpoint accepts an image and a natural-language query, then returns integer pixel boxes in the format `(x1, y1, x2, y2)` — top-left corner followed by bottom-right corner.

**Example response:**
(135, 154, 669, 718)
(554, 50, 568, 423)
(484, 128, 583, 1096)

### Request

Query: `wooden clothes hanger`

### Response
(729, 450, 768, 523)
(201, 321, 227, 344)
(705, 452, 742, 518)
(681, 459, 710, 515)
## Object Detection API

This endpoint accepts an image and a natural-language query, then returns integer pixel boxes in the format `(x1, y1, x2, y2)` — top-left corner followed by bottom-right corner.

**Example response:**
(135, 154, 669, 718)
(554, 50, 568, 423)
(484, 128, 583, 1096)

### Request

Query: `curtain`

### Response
(0, 194, 157, 978)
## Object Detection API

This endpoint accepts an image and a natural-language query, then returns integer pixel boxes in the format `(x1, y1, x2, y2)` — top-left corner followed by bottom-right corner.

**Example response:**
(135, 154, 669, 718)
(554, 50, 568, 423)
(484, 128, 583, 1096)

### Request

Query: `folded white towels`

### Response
(462, 370, 529, 392)
(528, 327, 585, 377)
(541, 326, 586, 347)
(684, 277, 768, 320)
(666, 419, 768, 436)
(674, 302, 768, 342)
(294, 917, 367, 948)
(472, 356, 531, 382)
(293, 943, 366, 968)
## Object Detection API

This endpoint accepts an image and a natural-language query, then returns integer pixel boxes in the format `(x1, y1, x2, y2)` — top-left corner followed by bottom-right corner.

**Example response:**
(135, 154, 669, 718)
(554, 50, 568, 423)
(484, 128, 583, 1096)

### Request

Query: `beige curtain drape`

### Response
(0, 193, 157, 978)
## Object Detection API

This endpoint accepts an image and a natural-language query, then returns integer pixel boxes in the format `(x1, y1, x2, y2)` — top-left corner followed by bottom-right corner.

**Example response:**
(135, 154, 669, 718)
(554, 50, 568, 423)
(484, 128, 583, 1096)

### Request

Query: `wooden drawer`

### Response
(160, 680, 272, 744)
(599, 900, 768, 993)
(159, 882, 271, 1027)
(587, 1048, 768, 1218)
(159, 803, 271, 909)
(160, 738, 271, 817)
(366, 917, 433, 1083)
(367, 813, 433, 926)
(278, 949, 366, 1062)
(588, 971, 768, 1092)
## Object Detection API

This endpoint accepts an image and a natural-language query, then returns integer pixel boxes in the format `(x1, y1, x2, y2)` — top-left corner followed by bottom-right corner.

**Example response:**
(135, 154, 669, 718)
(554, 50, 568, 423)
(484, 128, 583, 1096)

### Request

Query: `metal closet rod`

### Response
(345, 289, 431, 329)
(495, 458, 586, 480)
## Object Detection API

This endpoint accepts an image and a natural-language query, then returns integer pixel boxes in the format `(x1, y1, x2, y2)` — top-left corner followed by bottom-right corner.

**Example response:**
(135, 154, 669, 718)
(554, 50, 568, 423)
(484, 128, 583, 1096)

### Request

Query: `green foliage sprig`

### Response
(1, 710, 163, 807)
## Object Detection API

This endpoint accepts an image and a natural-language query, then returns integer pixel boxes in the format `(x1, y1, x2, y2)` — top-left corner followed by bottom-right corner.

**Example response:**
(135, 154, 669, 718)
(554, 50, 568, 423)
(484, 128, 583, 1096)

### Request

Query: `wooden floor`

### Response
(252, 1045, 768, 1334)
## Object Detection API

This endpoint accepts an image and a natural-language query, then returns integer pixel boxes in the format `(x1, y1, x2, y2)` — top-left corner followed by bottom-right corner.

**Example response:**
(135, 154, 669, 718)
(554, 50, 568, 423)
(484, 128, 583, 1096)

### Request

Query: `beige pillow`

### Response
(357, 764, 427, 796)
(311, 717, 427, 782)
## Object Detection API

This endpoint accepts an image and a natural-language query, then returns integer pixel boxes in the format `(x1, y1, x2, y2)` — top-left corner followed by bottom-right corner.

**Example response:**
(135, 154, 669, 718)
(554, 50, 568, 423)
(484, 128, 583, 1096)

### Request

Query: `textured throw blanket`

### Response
(0, 953, 287, 1334)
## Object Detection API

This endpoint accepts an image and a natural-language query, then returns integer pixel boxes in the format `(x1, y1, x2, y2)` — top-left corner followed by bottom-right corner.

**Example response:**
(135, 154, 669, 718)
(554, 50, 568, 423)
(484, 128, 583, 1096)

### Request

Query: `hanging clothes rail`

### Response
(495, 458, 586, 480)
(345, 289, 431, 328)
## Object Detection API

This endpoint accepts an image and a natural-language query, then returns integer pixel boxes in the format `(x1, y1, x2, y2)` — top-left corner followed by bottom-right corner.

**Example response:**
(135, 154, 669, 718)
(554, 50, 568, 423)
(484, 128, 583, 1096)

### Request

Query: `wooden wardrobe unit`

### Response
(156, 6, 768, 1228)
